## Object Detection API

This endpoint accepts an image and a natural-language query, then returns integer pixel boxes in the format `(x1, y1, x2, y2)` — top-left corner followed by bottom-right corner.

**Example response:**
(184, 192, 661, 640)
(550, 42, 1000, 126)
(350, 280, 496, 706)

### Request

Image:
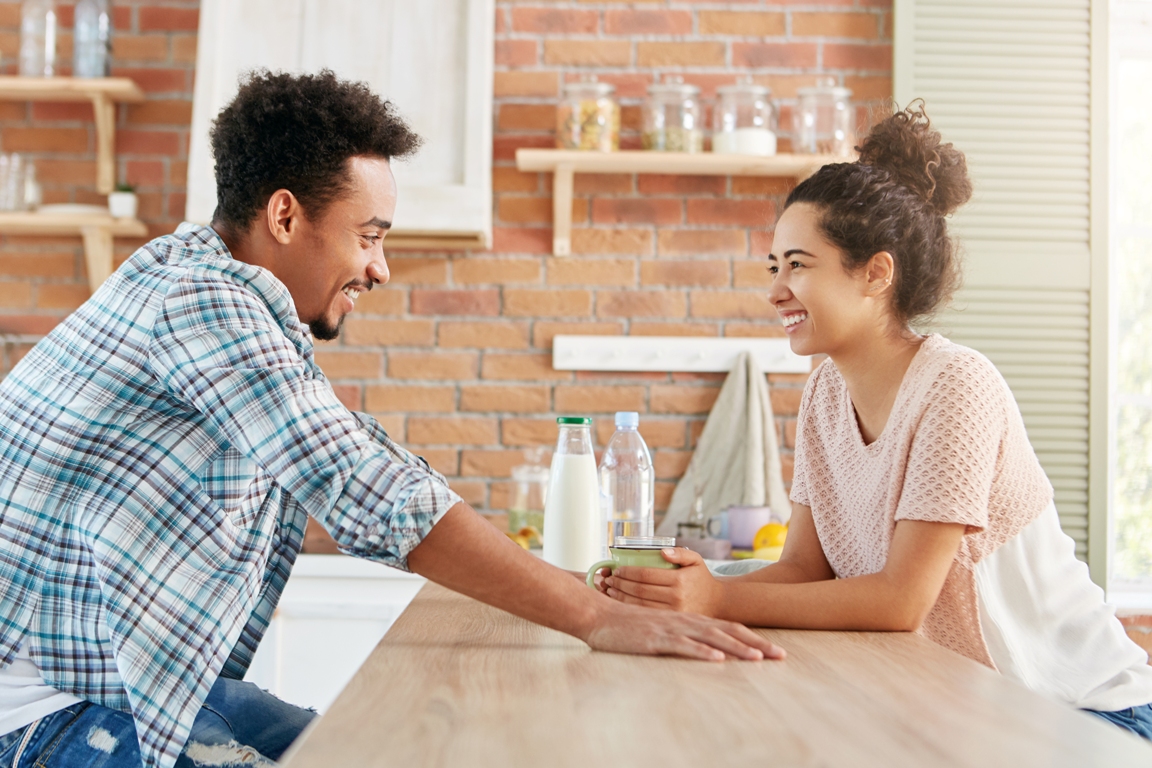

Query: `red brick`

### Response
(111, 67, 188, 94)
(570, 72, 651, 101)
(123, 160, 164, 187)
(532, 321, 623, 349)
(630, 322, 718, 337)
(734, 261, 772, 289)
(574, 173, 634, 195)
(112, 34, 169, 62)
(0, 315, 63, 335)
(845, 75, 895, 102)
(597, 290, 686, 319)
(460, 385, 551, 413)
(544, 40, 630, 67)
(793, 12, 880, 39)
(823, 44, 892, 71)
(555, 385, 645, 414)
(637, 42, 725, 68)
(686, 199, 775, 228)
(419, 448, 460, 477)
(502, 418, 561, 447)
(493, 134, 553, 162)
(498, 196, 588, 225)
(511, 8, 598, 34)
(495, 39, 538, 67)
(605, 10, 692, 35)
(752, 230, 775, 258)
(385, 257, 448, 285)
(731, 177, 795, 197)
(460, 449, 539, 478)
(692, 291, 776, 320)
(651, 385, 721, 415)
(0, 282, 31, 308)
(116, 129, 181, 156)
(439, 321, 530, 349)
(342, 319, 434, 346)
(699, 11, 785, 36)
(364, 385, 456, 413)
(36, 159, 97, 185)
(0, 252, 75, 278)
(654, 450, 692, 480)
(172, 35, 198, 64)
(641, 261, 729, 288)
(331, 384, 362, 410)
(0, 102, 26, 121)
(497, 103, 557, 132)
(771, 388, 804, 417)
(594, 418, 687, 450)
(492, 167, 540, 193)
(139, 7, 200, 31)
(491, 227, 552, 255)
(410, 289, 499, 316)
(504, 288, 592, 317)
(451, 480, 487, 507)
(31, 102, 92, 121)
(571, 228, 652, 256)
(732, 43, 818, 69)
(125, 99, 194, 126)
(314, 351, 383, 379)
(547, 258, 634, 287)
(408, 417, 498, 446)
(2, 127, 87, 153)
(655, 481, 675, 513)
(453, 257, 541, 285)
(483, 353, 572, 381)
(656, 229, 747, 258)
(591, 198, 681, 226)
(637, 175, 726, 196)
(388, 351, 479, 380)
(354, 289, 405, 316)
(0, 3, 20, 27)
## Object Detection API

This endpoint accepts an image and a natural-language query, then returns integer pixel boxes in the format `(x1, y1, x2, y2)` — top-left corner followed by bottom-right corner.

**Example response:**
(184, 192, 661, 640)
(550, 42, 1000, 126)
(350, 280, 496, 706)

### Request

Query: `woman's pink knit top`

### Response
(790, 334, 1053, 667)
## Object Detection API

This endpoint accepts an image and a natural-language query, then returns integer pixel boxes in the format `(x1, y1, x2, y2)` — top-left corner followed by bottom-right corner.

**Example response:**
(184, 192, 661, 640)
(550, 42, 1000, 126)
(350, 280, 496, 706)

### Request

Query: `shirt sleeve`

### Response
(788, 365, 822, 508)
(893, 358, 1008, 533)
(147, 274, 462, 570)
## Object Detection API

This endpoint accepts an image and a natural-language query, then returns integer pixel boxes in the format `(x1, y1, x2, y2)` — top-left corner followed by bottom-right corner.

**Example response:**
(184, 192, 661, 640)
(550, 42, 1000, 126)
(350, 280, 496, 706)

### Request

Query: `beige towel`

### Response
(657, 351, 791, 536)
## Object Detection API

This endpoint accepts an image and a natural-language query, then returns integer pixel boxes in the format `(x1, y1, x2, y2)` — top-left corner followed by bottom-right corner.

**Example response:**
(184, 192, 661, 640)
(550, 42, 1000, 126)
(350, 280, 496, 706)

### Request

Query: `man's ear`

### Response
(266, 189, 301, 245)
(865, 251, 895, 295)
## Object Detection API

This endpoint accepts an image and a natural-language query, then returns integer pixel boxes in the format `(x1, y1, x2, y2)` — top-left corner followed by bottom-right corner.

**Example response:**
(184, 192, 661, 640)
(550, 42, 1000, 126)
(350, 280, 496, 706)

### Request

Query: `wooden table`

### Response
(281, 583, 1152, 767)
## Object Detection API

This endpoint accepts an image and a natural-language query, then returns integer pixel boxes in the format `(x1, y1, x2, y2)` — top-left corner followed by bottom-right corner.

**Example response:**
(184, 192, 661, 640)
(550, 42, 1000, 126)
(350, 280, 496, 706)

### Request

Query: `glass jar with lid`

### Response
(556, 79, 620, 152)
(793, 77, 854, 156)
(508, 447, 549, 541)
(642, 77, 703, 153)
(712, 81, 777, 156)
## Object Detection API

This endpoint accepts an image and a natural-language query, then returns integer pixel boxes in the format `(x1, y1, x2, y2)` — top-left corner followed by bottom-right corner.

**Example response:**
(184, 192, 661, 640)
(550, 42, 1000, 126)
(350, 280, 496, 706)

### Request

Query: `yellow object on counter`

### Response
(753, 522, 788, 551)
(503, 526, 543, 551)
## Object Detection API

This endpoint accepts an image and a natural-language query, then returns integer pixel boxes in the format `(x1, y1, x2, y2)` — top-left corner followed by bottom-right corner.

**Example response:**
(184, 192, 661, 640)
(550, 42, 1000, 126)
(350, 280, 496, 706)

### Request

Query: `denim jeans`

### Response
(1085, 702, 1152, 741)
(0, 676, 315, 767)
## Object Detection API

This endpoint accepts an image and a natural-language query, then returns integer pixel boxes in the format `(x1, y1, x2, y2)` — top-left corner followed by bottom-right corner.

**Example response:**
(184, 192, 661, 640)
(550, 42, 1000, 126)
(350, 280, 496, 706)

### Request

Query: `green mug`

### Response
(586, 537, 680, 589)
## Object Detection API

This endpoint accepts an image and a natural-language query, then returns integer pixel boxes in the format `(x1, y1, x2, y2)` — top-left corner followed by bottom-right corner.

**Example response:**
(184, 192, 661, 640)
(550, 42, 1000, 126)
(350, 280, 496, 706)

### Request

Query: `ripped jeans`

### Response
(0, 676, 316, 767)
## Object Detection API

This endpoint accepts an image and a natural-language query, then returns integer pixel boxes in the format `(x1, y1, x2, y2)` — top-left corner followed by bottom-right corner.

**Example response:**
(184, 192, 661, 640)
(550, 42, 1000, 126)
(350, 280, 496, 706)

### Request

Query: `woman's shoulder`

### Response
(915, 333, 1014, 407)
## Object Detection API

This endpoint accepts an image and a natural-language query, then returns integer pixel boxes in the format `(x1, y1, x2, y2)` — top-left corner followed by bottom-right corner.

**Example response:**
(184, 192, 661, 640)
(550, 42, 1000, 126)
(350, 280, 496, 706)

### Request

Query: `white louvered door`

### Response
(894, 0, 1104, 562)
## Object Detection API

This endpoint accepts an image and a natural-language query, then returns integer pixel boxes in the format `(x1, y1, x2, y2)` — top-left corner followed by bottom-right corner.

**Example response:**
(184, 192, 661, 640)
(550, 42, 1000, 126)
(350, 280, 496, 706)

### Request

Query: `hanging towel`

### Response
(657, 351, 791, 536)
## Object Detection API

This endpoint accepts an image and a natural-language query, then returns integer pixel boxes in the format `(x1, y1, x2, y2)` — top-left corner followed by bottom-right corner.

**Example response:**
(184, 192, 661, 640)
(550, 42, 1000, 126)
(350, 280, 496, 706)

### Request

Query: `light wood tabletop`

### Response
(280, 582, 1152, 767)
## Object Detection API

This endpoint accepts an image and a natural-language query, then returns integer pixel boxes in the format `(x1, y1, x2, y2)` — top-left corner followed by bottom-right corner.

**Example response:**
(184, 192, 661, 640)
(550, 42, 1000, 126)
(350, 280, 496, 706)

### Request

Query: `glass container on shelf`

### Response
(508, 447, 549, 542)
(74, 0, 112, 78)
(19, 0, 57, 77)
(793, 77, 855, 156)
(556, 79, 619, 152)
(712, 81, 777, 156)
(642, 77, 703, 153)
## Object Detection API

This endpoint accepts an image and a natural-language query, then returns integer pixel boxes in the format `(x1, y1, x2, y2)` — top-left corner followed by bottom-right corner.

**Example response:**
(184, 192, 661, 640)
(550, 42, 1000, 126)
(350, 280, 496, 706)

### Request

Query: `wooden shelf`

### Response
(0, 76, 145, 195)
(0, 212, 147, 292)
(383, 231, 489, 252)
(516, 149, 843, 257)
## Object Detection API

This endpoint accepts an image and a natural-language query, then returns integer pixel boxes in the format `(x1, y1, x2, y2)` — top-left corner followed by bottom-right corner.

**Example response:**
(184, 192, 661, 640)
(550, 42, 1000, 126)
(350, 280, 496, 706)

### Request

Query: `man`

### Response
(0, 71, 782, 768)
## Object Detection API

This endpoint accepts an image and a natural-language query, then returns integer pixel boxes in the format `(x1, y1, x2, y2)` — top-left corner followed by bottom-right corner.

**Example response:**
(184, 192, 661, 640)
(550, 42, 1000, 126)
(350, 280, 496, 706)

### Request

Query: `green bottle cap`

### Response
(556, 416, 592, 425)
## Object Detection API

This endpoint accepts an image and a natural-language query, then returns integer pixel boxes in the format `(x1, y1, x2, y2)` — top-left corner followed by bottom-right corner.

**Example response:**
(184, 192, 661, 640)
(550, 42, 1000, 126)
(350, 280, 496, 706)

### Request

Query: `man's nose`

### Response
(367, 260, 389, 286)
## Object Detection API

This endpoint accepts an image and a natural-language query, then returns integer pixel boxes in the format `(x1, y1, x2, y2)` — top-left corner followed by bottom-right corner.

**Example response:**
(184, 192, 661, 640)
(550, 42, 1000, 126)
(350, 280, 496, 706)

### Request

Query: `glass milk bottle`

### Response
(542, 417, 602, 571)
(599, 412, 654, 548)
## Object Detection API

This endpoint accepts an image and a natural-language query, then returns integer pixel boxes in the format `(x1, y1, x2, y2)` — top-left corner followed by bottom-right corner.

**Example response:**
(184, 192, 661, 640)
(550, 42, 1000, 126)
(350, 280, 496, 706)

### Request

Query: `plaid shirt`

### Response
(0, 224, 461, 768)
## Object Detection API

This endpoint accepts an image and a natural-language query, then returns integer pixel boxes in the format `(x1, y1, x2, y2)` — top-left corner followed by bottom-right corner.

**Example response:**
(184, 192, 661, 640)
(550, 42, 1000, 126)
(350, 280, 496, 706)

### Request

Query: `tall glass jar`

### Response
(793, 77, 855, 156)
(19, 0, 57, 77)
(542, 417, 602, 570)
(556, 80, 619, 152)
(642, 78, 703, 153)
(712, 81, 777, 156)
(508, 447, 549, 541)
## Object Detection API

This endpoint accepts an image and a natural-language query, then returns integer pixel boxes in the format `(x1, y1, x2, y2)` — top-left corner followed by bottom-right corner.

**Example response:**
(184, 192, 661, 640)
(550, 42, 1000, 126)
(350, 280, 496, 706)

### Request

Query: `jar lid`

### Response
(557, 416, 592, 425)
(614, 536, 676, 549)
(717, 82, 771, 98)
(646, 81, 700, 97)
(511, 464, 550, 482)
(563, 81, 616, 98)
(797, 76, 852, 99)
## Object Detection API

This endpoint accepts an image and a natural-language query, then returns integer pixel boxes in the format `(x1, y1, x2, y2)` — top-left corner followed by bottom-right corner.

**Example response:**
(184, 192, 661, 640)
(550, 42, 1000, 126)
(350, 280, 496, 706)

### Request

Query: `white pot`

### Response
(108, 191, 138, 219)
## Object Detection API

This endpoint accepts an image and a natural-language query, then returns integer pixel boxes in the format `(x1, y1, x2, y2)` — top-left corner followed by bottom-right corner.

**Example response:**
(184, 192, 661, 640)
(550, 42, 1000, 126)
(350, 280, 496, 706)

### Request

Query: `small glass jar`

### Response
(508, 448, 549, 542)
(556, 80, 620, 152)
(712, 81, 777, 156)
(793, 77, 855, 156)
(642, 78, 703, 153)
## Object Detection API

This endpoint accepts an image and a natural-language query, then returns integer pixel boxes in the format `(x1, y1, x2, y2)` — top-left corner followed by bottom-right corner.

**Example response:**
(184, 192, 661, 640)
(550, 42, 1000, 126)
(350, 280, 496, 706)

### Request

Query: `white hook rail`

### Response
(552, 336, 811, 374)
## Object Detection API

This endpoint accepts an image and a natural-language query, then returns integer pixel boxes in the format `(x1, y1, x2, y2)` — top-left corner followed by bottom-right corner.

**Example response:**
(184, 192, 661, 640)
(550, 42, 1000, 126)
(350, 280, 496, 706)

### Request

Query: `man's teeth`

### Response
(783, 313, 808, 327)
(342, 287, 361, 303)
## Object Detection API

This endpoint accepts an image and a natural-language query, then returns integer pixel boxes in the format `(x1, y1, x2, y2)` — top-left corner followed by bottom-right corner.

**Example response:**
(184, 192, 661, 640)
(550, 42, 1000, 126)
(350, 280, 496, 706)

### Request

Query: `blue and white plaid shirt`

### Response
(0, 224, 461, 768)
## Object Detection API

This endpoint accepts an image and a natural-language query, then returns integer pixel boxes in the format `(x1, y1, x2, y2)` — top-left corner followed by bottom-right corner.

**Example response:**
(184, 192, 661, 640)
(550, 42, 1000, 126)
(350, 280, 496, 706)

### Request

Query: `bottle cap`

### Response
(556, 416, 592, 425)
(614, 411, 639, 428)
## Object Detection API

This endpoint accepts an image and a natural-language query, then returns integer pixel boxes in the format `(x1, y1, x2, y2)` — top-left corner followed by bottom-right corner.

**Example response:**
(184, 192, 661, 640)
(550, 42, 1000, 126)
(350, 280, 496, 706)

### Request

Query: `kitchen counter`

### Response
(280, 583, 1152, 767)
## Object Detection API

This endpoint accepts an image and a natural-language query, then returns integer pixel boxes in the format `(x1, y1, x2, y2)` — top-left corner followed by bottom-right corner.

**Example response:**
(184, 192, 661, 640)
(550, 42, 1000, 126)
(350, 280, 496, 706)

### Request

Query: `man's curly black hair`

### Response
(210, 69, 422, 233)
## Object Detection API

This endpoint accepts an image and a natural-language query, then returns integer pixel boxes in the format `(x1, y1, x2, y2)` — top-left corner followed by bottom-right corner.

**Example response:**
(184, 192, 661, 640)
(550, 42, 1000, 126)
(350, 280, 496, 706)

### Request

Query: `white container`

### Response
(712, 128, 777, 156)
(19, 0, 57, 77)
(108, 191, 137, 219)
(599, 411, 654, 548)
(713, 81, 777, 157)
(542, 417, 602, 571)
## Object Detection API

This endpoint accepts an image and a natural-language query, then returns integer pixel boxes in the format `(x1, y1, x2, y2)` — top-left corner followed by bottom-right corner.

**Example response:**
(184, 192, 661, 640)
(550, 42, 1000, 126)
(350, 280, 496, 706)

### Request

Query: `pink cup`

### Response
(725, 505, 774, 549)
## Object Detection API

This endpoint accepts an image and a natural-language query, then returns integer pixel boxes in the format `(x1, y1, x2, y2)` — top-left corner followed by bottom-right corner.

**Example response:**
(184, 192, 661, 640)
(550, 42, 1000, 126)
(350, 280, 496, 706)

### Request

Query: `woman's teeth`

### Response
(782, 312, 807, 328)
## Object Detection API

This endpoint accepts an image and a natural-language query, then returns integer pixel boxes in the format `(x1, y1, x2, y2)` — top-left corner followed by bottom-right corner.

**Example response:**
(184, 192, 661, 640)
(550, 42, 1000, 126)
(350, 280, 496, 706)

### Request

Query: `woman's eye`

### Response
(789, 260, 803, 270)
(768, 265, 779, 275)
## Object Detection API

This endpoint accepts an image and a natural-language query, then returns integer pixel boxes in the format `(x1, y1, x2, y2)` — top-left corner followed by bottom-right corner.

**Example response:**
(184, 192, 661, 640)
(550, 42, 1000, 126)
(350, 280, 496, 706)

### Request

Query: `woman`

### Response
(601, 104, 1152, 739)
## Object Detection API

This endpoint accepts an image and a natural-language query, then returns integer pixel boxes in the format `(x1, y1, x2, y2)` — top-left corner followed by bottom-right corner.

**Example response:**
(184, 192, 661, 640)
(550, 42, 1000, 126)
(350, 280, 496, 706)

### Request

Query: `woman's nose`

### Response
(767, 272, 790, 306)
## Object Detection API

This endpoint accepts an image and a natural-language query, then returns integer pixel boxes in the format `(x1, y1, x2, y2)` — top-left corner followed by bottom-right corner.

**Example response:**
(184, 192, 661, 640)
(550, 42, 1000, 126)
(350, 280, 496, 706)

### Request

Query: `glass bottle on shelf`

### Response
(712, 80, 777, 156)
(74, 0, 111, 78)
(641, 77, 703, 153)
(19, 0, 57, 77)
(793, 77, 855, 156)
(556, 78, 619, 152)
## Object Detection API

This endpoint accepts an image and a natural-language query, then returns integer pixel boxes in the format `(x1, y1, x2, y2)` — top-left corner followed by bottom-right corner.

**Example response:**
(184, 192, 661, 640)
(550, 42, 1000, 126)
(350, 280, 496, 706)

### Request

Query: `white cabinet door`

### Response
(187, 0, 493, 246)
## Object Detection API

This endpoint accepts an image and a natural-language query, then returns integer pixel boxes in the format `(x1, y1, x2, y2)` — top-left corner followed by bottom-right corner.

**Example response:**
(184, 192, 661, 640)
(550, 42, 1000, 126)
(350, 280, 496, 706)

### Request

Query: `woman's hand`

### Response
(602, 548, 724, 617)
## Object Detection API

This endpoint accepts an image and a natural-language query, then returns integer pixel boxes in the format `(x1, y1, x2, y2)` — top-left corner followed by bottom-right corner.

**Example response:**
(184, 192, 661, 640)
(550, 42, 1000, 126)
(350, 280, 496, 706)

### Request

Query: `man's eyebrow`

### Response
(360, 217, 392, 229)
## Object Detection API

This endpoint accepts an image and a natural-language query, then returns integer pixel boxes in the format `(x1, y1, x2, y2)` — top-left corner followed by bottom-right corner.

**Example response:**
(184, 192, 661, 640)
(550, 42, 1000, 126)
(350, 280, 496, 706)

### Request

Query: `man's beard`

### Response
(308, 314, 344, 341)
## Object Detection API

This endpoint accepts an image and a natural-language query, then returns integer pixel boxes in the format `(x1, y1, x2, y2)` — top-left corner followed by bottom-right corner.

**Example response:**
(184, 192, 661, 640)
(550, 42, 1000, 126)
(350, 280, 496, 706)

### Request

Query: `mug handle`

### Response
(706, 515, 725, 538)
(586, 559, 617, 589)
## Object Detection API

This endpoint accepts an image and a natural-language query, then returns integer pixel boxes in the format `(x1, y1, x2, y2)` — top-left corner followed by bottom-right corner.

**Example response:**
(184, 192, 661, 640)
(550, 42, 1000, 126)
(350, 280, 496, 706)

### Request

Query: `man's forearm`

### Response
(406, 502, 605, 641)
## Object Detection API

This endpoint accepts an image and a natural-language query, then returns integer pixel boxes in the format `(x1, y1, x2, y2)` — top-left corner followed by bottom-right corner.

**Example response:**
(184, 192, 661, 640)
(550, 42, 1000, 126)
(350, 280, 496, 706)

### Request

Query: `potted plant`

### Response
(108, 183, 138, 219)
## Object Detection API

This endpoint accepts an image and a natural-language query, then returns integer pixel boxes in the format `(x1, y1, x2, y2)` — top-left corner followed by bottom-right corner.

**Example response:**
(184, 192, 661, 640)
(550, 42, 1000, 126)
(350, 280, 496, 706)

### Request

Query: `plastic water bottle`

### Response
(19, 0, 57, 77)
(599, 412, 654, 548)
(73, 0, 110, 78)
